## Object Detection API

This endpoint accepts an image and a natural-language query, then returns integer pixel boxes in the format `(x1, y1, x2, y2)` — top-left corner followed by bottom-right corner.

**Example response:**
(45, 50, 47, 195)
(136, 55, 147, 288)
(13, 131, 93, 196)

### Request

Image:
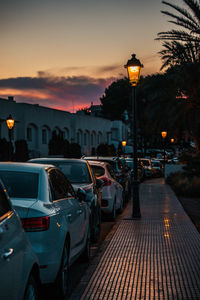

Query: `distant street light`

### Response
(161, 131, 167, 172)
(171, 138, 174, 143)
(122, 140, 127, 157)
(6, 114, 15, 160)
(125, 54, 143, 219)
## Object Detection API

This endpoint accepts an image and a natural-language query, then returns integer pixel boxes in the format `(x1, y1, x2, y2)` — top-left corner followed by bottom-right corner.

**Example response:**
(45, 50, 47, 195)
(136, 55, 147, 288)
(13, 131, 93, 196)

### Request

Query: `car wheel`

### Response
(80, 226, 91, 262)
(23, 274, 38, 300)
(56, 240, 70, 299)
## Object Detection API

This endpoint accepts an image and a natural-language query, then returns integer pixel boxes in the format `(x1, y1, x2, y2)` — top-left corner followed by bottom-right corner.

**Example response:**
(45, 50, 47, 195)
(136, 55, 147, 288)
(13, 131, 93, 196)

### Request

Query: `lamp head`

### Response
(124, 54, 143, 86)
(161, 131, 167, 139)
(122, 140, 127, 147)
(6, 114, 15, 130)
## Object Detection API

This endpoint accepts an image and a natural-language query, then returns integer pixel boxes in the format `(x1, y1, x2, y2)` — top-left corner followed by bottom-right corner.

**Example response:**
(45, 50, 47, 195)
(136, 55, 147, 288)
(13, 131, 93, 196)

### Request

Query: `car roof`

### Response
(29, 158, 88, 164)
(87, 160, 107, 166)
(84, 156, 118, 161)
(0, 162, 54, 172)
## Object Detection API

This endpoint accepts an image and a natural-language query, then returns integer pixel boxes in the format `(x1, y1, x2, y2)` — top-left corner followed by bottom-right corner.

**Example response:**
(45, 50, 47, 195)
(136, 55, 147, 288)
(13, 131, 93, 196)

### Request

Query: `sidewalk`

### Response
(70, 178, 200, 300)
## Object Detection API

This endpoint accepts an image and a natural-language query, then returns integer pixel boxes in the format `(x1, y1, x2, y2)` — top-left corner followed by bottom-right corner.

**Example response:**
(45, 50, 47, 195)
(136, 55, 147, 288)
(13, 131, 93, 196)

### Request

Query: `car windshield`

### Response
(56, 162, 92, 184)
(0, 171, 39, 199)
(91, 165, 105, 177)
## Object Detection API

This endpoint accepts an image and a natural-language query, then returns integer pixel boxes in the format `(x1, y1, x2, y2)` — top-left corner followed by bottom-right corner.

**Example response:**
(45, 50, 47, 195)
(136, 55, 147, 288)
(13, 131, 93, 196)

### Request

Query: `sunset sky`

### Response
(0, 0, 179, 112)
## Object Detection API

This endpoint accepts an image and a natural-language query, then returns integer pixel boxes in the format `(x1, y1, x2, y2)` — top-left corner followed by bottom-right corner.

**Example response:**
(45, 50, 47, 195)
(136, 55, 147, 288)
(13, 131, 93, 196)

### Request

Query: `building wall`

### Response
(0, 97, 127, 157)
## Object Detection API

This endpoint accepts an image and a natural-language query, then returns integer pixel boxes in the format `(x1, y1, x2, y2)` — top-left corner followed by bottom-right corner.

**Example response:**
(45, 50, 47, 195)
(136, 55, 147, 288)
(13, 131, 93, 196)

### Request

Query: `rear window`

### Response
(0, 171, 39, 199)
(91, 165, 105, 177)
(56, 162, 92, 184)
(31, 160, 92, 184)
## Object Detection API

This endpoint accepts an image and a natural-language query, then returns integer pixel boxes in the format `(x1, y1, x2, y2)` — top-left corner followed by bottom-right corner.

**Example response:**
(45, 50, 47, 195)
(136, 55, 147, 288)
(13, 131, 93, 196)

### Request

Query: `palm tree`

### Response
(157, 0, 200, 43)
(159, 40, 200, 69)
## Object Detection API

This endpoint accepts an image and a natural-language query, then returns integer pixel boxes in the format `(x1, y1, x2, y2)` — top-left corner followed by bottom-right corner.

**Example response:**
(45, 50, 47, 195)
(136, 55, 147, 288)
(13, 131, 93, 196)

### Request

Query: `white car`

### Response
(88, 161, 124, 220)
(0, 162, 90, 298)
(0, 180, 40, 300)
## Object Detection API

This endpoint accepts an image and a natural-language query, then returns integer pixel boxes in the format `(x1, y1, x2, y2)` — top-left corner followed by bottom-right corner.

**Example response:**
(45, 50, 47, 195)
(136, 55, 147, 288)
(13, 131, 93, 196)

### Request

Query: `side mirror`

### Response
(76, 188, 87, 202)
(96, 178, 104, 189)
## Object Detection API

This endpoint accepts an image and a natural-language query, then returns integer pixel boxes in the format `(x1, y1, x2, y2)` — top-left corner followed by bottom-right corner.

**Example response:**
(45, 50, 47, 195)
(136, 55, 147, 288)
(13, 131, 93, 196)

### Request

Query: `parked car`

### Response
(139, 158, 153, 178)
(0, 179, 40, 300)
(29, 158, 102, 242)
(83, 156, 130, 202)
(0, 162, 90, 298)
(125, 158, 145, 182)
(88, 160, 124, 220)
(151, 159, 164, 177)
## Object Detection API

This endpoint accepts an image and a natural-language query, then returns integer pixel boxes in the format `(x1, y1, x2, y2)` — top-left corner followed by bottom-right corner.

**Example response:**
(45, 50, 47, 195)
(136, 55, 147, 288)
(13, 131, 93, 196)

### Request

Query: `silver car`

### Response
(0, 180, 40, 300)
(88, 160, 124, 220)
(0, 162, 90, 298)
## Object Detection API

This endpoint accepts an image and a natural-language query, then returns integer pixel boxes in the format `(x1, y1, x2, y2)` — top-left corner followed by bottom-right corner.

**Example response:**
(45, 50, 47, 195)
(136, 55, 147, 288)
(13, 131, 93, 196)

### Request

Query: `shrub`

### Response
(166, 171, 200, 197)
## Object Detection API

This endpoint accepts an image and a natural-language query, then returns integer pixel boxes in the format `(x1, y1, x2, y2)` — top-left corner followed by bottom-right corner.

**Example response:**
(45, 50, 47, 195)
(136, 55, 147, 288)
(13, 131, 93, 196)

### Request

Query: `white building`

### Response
(0, 97, 128, 157)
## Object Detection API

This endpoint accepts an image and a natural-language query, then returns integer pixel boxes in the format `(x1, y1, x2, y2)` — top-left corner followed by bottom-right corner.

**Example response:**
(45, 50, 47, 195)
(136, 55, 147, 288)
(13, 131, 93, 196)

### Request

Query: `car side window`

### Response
(56, 169, 75, 198)
(48, 169, 75, 201)
(0, 185, 12, 219)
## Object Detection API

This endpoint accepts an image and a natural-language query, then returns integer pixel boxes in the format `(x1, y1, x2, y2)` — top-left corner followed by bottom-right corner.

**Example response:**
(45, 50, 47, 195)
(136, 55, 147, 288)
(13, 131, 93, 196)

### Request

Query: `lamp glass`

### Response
(171, 138, 174, 143)
(127, 65, 141, 86)
(6, 116, 15, 130)
(161, 131, 167, 139)
(122, 141, 127, 147)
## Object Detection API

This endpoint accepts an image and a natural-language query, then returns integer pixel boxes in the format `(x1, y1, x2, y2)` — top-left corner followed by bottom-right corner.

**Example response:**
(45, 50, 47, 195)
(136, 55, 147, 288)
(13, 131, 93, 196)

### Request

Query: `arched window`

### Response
(42, 125, 50, 144)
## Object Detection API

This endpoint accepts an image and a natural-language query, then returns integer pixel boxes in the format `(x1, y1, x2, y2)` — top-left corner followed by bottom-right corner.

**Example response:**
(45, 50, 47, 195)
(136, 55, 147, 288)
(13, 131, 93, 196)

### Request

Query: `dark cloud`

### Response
(0, 74, 116, 112)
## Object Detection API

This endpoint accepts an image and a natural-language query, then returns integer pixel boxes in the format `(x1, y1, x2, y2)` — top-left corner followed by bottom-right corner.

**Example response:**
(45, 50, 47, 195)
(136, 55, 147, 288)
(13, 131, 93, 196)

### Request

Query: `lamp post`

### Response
(161, 131, 167, 173)
(122, 140, 126, 157)
(6, 114, 15, 160)
(125, 54, 143, 219)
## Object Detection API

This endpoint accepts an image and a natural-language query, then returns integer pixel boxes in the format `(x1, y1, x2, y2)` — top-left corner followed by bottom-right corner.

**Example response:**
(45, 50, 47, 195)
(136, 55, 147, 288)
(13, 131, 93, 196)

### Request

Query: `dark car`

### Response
(125, 158, 145, 182)
(28, 158, 102, 242)
(83, 156, 131, 203)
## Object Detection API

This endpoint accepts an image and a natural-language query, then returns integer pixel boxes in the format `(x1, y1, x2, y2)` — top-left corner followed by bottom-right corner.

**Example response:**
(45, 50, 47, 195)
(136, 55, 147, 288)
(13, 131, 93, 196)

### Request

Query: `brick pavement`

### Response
(70, 179, 200, 300)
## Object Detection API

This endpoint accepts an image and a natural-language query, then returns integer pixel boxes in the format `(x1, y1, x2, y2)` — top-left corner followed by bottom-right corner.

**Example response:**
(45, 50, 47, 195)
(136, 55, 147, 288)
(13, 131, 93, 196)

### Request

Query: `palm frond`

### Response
(162, 1, 197, 24)
(157, 29, 200, 42)
(161, 9, 199, 29)
(184, 0, 200, 23)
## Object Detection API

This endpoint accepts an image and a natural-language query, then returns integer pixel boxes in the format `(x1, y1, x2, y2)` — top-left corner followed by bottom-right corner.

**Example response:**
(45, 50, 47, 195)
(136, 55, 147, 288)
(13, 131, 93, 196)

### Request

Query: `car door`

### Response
(48, 169, 87, 258)
(0, 184, 25, 300)
(107, 164, 123, 209)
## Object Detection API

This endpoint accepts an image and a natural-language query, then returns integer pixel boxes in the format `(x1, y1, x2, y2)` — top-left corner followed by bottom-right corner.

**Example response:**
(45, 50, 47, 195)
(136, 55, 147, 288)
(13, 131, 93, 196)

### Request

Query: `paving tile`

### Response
(71, 179, 200, 300)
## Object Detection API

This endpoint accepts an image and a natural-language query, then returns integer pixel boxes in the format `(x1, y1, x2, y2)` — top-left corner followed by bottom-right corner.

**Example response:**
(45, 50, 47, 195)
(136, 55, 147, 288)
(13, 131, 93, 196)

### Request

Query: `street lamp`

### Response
(171, 138, 174, 143)
(6, 114, 15, 160)
(125, 54, 143, 218)
(161, 131, 167, 172)
(122, 140, 126, 157)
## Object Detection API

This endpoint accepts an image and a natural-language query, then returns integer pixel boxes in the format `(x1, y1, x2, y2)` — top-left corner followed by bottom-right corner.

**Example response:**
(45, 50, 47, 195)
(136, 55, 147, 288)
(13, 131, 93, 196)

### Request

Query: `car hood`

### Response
(10, 198, 38, 219)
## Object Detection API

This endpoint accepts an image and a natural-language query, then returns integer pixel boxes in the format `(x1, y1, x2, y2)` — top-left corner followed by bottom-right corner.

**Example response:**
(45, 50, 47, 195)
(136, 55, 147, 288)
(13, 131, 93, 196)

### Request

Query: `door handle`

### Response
(3, 248, 14, 260)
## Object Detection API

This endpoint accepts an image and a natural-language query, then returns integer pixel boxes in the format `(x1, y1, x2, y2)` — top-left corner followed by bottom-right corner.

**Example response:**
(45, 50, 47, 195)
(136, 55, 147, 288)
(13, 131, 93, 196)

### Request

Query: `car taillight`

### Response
(101, 176, 112, 186)
(21, 216, 50, 232)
